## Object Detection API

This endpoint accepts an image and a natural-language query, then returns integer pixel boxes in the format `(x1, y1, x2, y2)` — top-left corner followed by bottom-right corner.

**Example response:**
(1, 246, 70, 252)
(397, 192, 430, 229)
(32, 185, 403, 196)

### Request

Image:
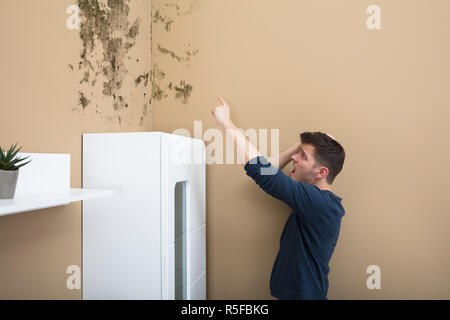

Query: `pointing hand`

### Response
(211, 96, 232, 128)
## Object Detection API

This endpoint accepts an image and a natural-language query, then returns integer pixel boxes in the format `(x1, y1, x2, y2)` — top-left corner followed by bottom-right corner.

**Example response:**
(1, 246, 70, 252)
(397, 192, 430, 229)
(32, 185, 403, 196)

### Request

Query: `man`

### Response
(211, 96, 346, 300)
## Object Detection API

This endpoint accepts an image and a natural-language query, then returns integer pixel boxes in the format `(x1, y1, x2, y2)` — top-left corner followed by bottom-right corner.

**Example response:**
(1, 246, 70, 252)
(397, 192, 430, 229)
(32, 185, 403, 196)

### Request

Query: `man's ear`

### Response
(316, 166, 329, 178)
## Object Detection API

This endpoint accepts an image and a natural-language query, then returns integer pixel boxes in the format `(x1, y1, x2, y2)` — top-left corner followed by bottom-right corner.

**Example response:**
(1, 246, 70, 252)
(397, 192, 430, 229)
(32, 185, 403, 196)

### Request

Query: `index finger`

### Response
(217, 96, 226, 105)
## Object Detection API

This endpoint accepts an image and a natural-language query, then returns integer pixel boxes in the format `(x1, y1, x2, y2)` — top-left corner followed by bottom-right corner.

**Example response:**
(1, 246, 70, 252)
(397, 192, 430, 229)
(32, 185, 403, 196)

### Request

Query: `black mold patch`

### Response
(166, 0, 204, 16)
(77, 0, 141, 112)
(150, 2, 201, 106)
(80, 71, 90, 84)
(135, 72, 149, 87)
(168, 80, 193, 104)
(153, 9, 174, 31)
(139, 102, 148, 126)
(151, 83, 168, 103)
(151, 64, 166, 81)
(79, 91, 90, 109)
(101, 37, 125, 97)
(157, 44, 198, 63)
(149, 64, 168, 104)
(127, 18, 140, 39)
(111, 94, 128, 111)
(184, 44, 199, 62)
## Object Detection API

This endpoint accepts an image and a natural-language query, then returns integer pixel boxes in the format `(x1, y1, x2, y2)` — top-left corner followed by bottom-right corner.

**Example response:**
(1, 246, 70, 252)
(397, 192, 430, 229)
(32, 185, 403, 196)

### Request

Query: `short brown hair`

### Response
(300, 131, 345, 184)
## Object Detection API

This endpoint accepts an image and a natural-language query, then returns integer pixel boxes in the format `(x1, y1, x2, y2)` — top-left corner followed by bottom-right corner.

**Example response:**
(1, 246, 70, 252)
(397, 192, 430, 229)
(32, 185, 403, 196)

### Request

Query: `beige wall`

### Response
(151, 0, 450, 299)
(1, 0, 450, 300)
(0, 0, 151, 299)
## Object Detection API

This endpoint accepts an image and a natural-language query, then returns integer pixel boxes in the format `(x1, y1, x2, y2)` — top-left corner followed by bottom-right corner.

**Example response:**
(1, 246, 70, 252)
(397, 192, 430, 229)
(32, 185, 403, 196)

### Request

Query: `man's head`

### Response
(289, 132, 345, 186)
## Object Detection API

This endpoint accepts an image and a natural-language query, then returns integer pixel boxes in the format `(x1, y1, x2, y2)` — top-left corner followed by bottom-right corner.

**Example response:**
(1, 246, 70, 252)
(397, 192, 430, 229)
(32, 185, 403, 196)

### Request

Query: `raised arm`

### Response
(211, 96, 263, 165)
(211, 96, 301, 168)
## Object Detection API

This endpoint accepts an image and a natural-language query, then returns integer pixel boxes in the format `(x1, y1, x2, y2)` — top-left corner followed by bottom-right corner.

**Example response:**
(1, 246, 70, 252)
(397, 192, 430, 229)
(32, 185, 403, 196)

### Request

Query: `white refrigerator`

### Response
(82, 132, 206, 300)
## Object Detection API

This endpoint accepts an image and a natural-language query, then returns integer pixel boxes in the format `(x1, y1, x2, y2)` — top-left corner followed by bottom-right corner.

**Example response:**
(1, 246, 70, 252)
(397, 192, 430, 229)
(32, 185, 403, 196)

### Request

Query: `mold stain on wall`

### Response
(135, 72, 149, 87)
(149, 63, 168, 104)
(156, 44, 198, 65)
(168, 80, 193, 104)
(70, 0, 203, 122)
(164, 0, 205, 17)
(79, 91, 90, 109)
(150, 0, 203, 105)
(71, 0, 150, 126)
(152, 9, 174, 31)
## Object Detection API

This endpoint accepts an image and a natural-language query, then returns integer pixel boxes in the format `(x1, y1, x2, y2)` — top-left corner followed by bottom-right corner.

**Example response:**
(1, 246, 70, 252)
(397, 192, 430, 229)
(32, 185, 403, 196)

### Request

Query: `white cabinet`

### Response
(82, 132, 206, 300)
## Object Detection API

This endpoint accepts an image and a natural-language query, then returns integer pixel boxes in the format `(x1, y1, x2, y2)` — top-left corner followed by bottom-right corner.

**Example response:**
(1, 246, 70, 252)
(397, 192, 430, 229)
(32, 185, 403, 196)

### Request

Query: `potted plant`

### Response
(0, 143, 32, 199)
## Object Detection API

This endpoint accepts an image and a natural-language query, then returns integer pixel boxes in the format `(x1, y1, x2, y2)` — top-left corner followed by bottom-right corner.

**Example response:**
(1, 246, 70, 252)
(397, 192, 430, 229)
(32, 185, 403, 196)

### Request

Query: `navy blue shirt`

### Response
(244, 156, 345, 300)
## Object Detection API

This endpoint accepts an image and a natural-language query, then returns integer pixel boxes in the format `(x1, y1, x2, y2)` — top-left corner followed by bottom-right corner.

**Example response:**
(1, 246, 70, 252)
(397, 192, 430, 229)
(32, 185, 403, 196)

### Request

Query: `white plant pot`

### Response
(0, 169, 19, 199)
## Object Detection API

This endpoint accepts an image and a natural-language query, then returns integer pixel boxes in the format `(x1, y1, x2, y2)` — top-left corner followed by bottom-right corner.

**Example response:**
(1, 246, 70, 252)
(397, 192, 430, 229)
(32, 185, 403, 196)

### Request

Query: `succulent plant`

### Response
(0, 143, 32, 171)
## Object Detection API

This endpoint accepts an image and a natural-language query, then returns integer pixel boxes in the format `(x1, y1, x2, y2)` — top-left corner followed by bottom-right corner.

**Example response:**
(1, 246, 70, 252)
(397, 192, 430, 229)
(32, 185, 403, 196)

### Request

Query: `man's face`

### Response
(289, 143, 320, 184)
